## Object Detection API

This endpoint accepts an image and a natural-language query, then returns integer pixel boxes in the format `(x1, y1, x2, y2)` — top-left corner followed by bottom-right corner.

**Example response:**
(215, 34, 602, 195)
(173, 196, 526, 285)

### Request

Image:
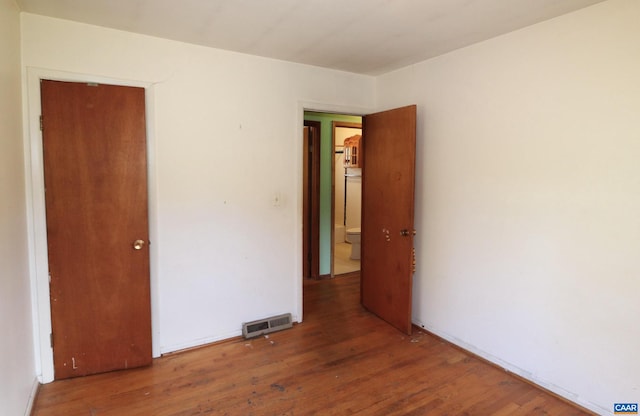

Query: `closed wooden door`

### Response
(361, 105, 416, 335)
(41, 80, 152, 379)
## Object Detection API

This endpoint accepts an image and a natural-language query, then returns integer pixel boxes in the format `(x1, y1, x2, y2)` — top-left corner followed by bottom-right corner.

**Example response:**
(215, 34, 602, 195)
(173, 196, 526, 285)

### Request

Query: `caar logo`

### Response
(614, 403, 638, 414)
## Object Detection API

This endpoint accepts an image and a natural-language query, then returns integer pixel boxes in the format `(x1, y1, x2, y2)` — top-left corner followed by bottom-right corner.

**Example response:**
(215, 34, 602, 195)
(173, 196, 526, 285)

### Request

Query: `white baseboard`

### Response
(24, 377, 40, 416)
(159, 329, 243, 355)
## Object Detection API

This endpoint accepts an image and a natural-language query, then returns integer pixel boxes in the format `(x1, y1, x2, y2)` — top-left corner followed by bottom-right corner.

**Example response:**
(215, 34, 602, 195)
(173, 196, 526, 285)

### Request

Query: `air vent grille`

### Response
(242, 313, 293, 339)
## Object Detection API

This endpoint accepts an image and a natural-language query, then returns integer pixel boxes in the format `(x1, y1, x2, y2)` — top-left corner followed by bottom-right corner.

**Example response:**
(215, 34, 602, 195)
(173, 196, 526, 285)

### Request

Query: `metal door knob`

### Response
(133, 239, 145, 250)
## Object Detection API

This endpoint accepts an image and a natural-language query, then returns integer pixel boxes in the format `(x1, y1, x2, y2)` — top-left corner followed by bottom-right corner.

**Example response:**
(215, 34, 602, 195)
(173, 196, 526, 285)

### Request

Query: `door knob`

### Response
(400, 229, 417, 237)
(133, 239, 145, 250)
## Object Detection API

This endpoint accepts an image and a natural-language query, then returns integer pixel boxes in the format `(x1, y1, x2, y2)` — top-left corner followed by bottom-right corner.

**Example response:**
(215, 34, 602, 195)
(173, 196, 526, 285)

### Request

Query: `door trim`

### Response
(24, 68, 159, 383)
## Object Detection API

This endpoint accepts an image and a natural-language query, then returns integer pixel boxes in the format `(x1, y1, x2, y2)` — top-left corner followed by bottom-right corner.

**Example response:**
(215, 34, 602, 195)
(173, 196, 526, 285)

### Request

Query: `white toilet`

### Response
(345, 227, 361, 260)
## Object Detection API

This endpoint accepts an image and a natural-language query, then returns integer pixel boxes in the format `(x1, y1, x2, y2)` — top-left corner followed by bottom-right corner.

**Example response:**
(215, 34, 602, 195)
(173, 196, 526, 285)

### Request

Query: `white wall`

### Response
(21, 13, 375, 379)
(0, 0, 36, 414)
(377, 0, 639, 413)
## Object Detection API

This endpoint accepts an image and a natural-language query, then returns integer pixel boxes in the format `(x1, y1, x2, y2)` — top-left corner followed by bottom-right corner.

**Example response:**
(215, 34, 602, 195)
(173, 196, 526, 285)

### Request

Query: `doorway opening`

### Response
(302, 105, 417, 336)
(332, 121, 362, 276)
(303, 112, 362, 280)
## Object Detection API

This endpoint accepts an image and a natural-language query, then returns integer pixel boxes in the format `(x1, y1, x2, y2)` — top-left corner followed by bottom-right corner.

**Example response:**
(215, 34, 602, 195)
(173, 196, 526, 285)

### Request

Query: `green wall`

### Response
(304, 112, 362, 276)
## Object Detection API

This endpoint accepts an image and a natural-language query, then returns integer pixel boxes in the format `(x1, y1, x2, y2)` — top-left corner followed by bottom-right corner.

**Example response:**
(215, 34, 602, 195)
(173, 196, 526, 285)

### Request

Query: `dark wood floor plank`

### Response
(32, 275, 593, 415)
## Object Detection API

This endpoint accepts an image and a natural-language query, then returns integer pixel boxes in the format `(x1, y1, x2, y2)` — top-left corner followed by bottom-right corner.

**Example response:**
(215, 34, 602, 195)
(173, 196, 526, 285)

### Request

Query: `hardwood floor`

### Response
(33, 275, 593, 415)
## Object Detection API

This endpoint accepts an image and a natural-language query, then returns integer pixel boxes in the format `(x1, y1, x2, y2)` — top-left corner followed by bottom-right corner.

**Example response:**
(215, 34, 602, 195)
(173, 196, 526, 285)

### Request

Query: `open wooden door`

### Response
(361, 105, 416, 335)
(41, 80, 152, 379)
(303, 121, 321, 279)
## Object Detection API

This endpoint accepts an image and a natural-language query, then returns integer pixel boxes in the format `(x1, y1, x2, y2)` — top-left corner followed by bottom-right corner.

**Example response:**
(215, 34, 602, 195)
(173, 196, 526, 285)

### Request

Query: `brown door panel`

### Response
(41, 80, 152, 379)
(361, 105, 416, 335)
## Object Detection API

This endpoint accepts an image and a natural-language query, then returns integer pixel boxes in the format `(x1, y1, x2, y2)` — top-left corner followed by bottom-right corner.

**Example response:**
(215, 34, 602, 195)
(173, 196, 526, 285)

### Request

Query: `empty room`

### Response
(1, 0, 638, 415)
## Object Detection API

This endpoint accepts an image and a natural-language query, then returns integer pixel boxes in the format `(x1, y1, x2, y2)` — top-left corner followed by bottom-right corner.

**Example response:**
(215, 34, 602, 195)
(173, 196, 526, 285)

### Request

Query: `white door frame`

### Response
(23, 68, 160, 383)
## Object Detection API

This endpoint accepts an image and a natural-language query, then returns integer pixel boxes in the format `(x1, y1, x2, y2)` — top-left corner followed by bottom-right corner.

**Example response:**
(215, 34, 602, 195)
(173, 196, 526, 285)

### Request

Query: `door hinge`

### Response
(39, 115, 43, 131)
(50, 333, 54, 348)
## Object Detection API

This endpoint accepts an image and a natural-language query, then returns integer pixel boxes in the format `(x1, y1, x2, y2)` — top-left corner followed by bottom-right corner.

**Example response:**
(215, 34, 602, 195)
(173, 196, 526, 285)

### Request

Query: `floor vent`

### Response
(242, 313, 293, 339)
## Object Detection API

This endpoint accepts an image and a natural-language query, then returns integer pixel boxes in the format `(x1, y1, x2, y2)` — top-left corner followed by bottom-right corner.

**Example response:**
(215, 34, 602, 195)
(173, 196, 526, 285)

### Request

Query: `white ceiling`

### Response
(16, 0, 605, 75)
